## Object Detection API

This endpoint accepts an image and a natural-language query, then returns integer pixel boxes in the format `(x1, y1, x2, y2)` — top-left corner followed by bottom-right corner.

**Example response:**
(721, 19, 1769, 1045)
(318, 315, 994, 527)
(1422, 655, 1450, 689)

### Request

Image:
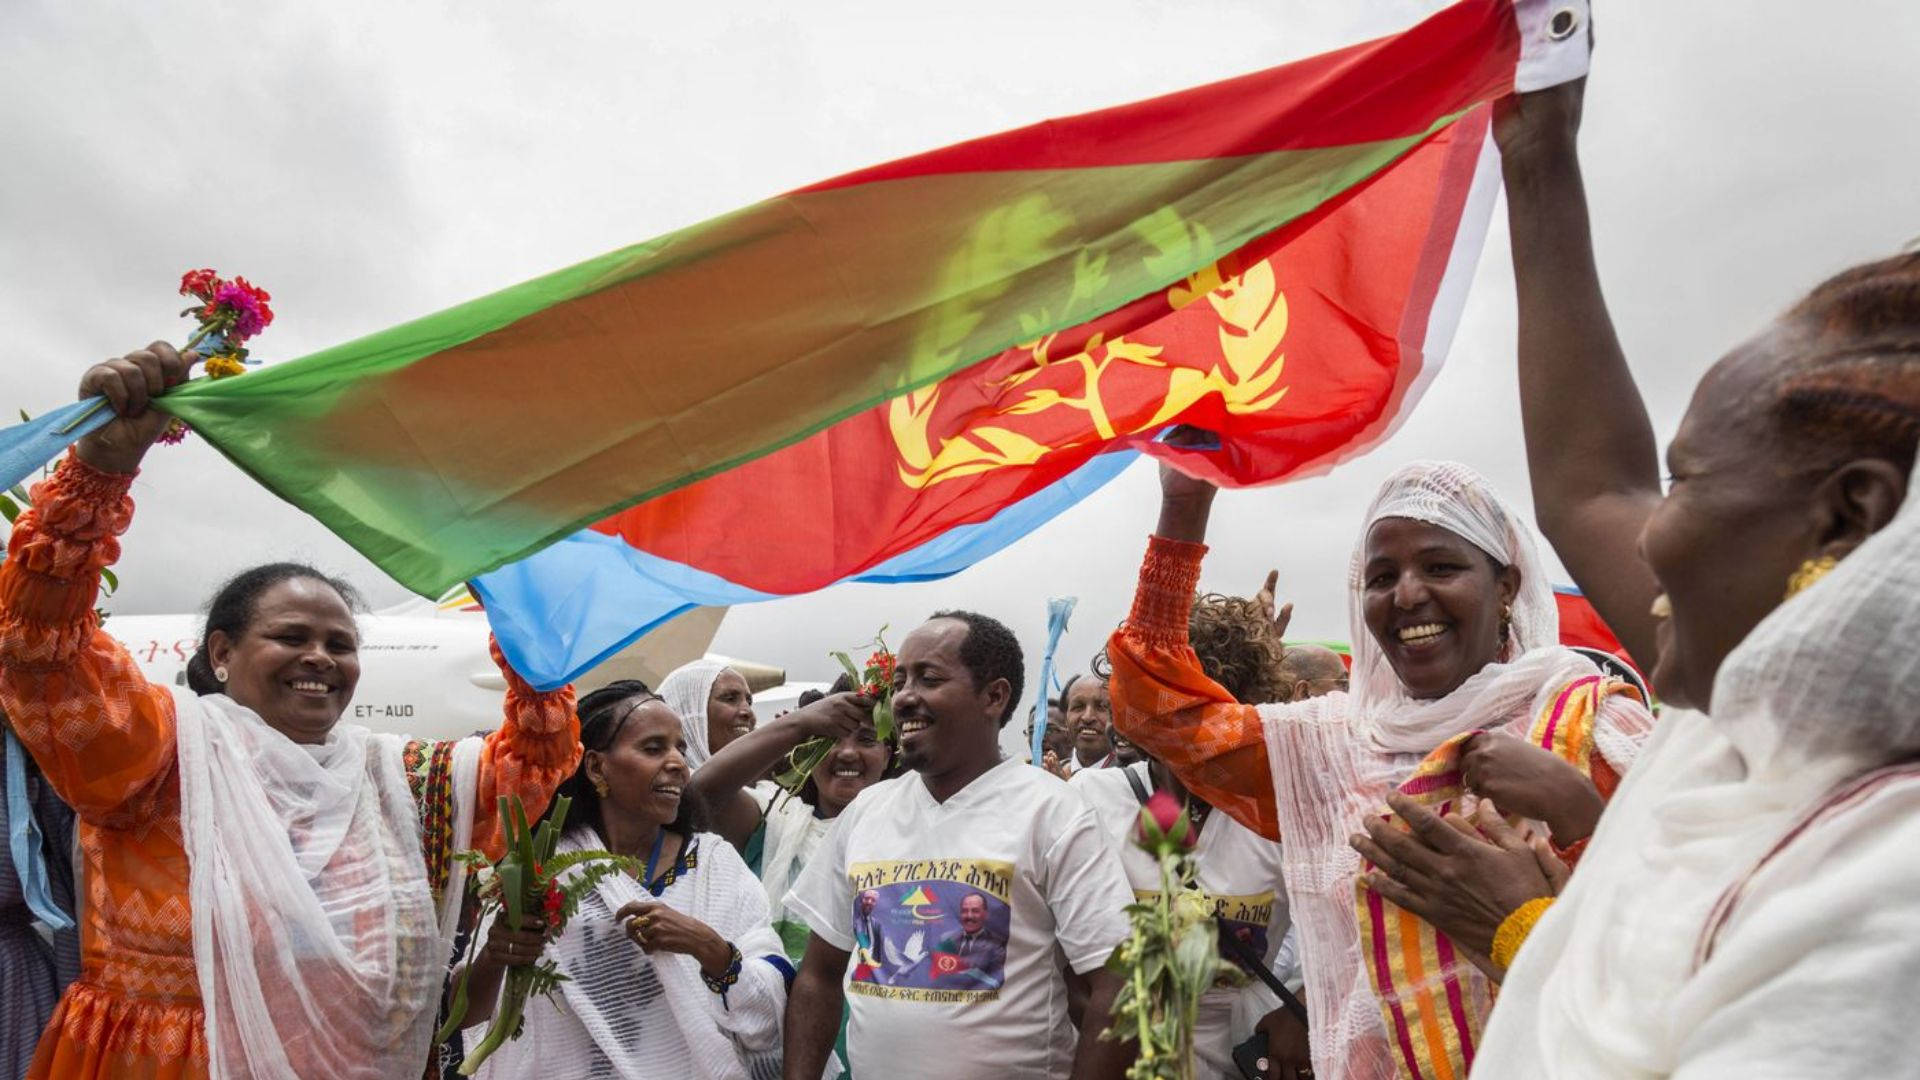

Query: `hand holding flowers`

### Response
(436, 796, 637, 1076)
(774, 632, 895, 797)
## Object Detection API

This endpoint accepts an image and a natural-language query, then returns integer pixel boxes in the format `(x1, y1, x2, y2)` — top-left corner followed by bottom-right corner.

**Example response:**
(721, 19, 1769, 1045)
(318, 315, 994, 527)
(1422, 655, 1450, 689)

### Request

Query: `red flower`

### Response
(860, 682, 883, 698)
(179, 268, 221, 299)
(1135, 790, 1194, 852)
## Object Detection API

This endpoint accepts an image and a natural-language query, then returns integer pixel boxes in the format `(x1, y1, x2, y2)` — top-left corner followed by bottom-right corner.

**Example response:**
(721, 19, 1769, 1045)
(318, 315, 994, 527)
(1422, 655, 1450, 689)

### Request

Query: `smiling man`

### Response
(1058, 675, 1116, 774)
(782, 611, 1135, 1080)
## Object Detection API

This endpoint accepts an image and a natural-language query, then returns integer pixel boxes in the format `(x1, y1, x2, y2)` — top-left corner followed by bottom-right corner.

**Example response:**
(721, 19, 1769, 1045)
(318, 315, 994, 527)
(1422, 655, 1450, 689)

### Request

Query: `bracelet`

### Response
(701, 942, 743, 995)
(1490, 897, 1554, 972)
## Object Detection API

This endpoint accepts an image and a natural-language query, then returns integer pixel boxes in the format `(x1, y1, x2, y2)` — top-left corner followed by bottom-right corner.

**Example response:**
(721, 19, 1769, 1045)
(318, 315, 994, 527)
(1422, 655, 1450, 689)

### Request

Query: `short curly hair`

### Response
(1091, 592, 1288, 705)
(1186, 592, 1289, 705)
(929, 610, 1026, 728)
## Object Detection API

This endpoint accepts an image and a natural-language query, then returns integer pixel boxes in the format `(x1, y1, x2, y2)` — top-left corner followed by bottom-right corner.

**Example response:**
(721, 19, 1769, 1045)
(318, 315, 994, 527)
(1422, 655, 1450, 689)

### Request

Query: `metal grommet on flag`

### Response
(1548, 7, 1580, 40)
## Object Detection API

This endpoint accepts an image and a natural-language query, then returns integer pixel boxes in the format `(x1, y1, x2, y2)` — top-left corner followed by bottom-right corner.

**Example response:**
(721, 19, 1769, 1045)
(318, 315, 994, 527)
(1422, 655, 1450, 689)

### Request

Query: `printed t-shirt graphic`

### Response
(847, 859, 1013, 998)
(786, 758, 1132, 1079)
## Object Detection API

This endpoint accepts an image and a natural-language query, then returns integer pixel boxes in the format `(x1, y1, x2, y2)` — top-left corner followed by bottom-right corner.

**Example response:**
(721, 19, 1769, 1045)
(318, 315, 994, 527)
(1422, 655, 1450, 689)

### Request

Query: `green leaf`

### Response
(499, 862, 526, 929)
(0, 495, 18, 524)
(830, 650, 861, 684)
(873, 698, 894, 742)
(99, 567, 118, 595)
(1172, 922, 1219, 989)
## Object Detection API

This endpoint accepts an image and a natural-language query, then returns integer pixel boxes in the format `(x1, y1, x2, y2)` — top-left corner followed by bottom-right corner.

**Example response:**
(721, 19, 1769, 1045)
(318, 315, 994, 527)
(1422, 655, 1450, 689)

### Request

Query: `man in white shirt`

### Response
(783, 611, 1135, 1080)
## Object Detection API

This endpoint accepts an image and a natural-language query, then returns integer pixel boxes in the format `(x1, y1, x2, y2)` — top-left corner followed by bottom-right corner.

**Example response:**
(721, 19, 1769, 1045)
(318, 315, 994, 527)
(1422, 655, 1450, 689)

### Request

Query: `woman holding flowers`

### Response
(464, 682, 789, 1080)
(686, 677, 892, 961)
(1107, 452, 1656, 1080)
(0, 347, 581, 1079)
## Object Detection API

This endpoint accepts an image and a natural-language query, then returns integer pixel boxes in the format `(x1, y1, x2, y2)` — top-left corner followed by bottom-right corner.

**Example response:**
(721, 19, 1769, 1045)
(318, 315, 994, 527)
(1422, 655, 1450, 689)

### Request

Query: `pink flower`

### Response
(213, 279, 273, 340)
(1135, 789, 1193, 852)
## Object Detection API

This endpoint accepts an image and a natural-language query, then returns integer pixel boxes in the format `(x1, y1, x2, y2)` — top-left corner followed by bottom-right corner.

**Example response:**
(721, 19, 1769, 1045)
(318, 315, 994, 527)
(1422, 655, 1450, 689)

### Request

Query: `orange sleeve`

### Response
(465, 638, 580, 858)
(0, 453, 178, 825)
(1107, 534, 1279, 841)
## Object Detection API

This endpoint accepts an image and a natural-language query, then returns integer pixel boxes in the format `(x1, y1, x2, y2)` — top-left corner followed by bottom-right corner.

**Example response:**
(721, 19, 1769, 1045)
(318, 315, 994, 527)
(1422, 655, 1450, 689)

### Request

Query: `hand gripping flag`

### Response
(0, 1, 1590, 689)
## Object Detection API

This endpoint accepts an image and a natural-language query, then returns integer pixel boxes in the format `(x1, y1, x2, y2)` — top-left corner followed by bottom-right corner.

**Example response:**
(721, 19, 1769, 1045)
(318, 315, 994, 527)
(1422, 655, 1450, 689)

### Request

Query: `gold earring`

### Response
(1499, 603, 1513, 643)
(1785, 555, 1838, 599)
(592, 776, 610, 798)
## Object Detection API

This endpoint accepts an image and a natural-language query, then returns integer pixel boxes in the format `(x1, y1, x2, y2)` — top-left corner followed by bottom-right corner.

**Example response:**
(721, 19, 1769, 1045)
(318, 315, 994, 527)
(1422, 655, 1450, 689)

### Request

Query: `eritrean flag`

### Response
(0, 0, 1589, 689)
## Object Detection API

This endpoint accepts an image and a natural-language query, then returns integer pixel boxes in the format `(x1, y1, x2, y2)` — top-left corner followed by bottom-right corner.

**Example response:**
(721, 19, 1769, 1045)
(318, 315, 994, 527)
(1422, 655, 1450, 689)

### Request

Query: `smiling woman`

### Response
(0, 346, 582, 1080)
(1105, 454, 1656, 1080)
(455, 687, 791, 1080)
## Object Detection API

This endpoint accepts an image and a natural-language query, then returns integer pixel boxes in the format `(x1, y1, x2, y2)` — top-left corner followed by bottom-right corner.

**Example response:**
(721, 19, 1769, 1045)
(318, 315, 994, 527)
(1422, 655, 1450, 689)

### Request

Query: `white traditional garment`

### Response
(175, 690, 466, 1080)
(473, 827, 789, 1080)
(661, 660, 733, 769)
(1476, 471, 1920, 1078)
(1251, 462, 1655, 1080)
(755, 789, 836, 958)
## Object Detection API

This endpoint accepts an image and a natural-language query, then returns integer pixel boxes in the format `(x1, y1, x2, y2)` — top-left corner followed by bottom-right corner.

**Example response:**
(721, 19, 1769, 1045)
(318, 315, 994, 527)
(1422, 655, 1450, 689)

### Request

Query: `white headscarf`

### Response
(1254, 461, 1654, 1080)
(1344, 460, 1582, 754)
(1478, 471, 1920, 1078)
(660, 660, 732, 770)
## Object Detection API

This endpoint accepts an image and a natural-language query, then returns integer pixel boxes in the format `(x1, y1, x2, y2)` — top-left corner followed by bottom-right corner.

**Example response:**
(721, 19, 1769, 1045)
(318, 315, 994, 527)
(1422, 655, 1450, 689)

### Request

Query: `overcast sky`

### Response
(4, 1, 1917, 698)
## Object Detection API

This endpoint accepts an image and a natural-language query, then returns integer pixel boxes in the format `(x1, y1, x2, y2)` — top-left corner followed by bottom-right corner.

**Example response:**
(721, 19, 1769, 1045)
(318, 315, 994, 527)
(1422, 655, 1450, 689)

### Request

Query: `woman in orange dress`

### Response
(0, 344, 582, 1079)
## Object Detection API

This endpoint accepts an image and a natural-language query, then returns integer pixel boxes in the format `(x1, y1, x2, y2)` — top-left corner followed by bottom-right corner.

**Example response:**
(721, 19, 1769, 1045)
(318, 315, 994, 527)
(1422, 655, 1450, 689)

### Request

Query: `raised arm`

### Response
(687, 693, 871, 850)
(1107, 465, 1279, 840)
(465, 639, 580, 858)
(1496, 78, 1664, 670)
(0, 345, 192, 824)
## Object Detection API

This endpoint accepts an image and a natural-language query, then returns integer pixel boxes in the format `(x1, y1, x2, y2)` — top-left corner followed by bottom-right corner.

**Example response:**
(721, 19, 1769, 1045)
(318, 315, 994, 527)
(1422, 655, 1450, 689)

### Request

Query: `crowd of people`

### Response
(4, 66, 1918, 1080)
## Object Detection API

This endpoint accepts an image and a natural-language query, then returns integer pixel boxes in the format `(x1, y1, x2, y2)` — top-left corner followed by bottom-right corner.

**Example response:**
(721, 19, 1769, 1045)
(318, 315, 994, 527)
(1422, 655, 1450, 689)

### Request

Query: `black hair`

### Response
(185, 562, 364, 695)
(928, 610, 1025, 728)
(548, 680, 701, 839)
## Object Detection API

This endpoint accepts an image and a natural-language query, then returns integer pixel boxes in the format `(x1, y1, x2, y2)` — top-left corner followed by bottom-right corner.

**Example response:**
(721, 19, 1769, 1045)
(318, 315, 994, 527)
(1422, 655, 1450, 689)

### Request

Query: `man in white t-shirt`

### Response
(782, 611, 1135, 1080)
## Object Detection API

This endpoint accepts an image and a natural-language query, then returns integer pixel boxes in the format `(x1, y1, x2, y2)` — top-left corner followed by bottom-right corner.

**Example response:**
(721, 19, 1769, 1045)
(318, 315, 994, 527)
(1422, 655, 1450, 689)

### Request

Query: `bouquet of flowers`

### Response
(1104, 790, 1229, 1080)
(773, 631, 897, 797)
(436, 795, 637, 1075)
(57, 268, 273, 441)
(155, 268, 272, 443)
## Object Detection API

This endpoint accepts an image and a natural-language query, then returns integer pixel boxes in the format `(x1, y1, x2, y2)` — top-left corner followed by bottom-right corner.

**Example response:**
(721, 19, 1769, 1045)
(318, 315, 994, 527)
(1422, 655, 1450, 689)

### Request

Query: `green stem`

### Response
(458, 967, 531, 1075)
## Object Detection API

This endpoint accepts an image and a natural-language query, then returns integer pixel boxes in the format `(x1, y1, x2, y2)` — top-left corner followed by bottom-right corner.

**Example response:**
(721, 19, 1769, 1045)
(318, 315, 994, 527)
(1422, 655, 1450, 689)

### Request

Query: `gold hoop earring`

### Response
(1785, 555, 1838, 599)
(591, 776, 610, 798)
(1499, 603, 1513, 644)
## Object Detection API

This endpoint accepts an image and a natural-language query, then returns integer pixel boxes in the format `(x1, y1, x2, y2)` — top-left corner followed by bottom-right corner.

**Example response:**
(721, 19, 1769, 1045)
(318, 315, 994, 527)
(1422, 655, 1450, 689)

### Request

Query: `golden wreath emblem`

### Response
(889, 257, 1290, 489)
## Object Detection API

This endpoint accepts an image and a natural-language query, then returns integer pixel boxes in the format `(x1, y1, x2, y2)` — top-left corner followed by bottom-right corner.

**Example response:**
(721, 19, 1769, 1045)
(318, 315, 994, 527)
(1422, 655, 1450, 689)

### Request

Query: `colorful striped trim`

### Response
(405, 739, 460, 900)
(1691, 757, 1920, 971)
(1355, 673, 1634, 1080)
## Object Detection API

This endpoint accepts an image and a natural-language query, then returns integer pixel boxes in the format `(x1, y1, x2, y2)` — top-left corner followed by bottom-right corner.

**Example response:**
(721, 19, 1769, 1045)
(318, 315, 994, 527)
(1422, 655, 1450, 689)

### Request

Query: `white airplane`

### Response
(103, 587, 798, 742)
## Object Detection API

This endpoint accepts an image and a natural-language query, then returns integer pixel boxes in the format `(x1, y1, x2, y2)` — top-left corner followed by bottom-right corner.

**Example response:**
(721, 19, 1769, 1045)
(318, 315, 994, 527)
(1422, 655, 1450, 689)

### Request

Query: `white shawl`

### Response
(176, 690, 472, 1080)
(661, 660, 732, 769)
(1475, 471, 1920, 1078)
(473, 828, 789, 1080)
(1253, 462, 1655, 1080)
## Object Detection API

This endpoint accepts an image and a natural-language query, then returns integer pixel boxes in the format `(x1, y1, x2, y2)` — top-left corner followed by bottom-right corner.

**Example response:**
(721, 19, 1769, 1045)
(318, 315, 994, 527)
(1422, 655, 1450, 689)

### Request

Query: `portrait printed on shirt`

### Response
(846, 858, 1014, 1002)
(1136, 887, 1276, 981)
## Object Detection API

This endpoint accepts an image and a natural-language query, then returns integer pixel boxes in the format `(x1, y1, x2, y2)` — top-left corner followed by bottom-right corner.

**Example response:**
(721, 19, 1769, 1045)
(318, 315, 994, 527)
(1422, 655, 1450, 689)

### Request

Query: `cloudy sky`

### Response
(4, 1, 1916, 698)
